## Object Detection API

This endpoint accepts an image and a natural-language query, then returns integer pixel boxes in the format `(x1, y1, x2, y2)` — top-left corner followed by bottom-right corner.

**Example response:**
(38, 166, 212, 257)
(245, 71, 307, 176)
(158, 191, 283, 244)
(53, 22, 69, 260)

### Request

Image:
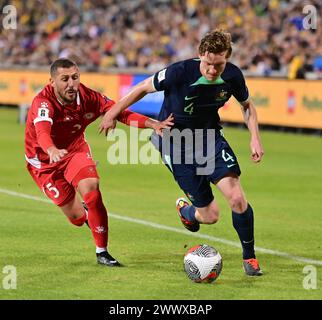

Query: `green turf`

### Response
(0, 107, 321, 300)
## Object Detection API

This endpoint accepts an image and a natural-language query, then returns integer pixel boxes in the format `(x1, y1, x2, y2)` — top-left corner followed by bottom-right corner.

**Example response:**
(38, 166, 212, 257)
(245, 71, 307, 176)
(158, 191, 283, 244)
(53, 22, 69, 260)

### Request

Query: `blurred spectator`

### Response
(0, 0, 321, 79)
(313, 55, 322, 72)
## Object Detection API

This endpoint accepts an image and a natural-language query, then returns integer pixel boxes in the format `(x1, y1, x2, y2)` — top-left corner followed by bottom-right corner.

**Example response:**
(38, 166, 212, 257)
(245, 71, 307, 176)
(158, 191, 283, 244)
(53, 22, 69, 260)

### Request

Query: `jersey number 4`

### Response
(222, 150, 235, 162)
(184, 103, 194, 115)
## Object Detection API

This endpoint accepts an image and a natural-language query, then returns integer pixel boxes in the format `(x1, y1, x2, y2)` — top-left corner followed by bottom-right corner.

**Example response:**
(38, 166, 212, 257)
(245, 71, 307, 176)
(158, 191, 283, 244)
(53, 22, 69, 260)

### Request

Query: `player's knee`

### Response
(78, 178, 99, 195)
(84, 181, 99, 193)
(229, 193, 247, 212)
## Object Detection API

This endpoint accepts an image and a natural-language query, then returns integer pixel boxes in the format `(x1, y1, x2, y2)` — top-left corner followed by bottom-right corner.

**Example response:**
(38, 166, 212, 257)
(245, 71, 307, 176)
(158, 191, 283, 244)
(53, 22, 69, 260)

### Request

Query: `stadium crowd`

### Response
(0, 0, 321, 78)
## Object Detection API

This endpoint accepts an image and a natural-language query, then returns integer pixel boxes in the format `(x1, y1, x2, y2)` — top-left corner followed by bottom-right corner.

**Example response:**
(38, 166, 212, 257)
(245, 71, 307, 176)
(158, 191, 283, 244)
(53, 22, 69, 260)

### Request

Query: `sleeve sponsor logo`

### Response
(157, 69, 166, 83)
(38, 102, 50, 118)
(33, 100, 53, 124)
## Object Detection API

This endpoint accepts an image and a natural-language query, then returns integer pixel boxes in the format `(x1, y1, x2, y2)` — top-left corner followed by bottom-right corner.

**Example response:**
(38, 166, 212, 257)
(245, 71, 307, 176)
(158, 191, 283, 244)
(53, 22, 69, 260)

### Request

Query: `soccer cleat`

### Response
(96, 251, 121, 267)
(176, 198, 200, 232)
(243, 258, 263, 276)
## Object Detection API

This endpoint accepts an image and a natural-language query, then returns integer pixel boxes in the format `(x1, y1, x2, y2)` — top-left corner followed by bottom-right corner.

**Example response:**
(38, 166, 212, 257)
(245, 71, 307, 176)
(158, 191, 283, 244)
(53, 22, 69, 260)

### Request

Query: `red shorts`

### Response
(27, 145, 99, 206)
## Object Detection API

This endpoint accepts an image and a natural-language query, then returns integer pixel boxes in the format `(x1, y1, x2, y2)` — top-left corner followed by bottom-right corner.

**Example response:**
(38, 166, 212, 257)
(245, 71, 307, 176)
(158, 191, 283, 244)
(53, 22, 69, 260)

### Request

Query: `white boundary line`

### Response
(1, 187, 322, 266)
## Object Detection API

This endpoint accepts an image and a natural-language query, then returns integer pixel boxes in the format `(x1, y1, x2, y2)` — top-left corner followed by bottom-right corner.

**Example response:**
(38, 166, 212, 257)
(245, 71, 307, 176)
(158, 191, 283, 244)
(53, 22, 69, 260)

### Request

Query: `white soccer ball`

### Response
(184, 244, 222, 283)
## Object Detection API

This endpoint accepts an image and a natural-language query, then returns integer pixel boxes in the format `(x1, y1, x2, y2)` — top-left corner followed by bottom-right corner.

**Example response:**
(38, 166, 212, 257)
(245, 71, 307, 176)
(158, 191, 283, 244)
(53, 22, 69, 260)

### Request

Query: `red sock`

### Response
(83, 190, 108, 248)
(68, 212, 87, 227)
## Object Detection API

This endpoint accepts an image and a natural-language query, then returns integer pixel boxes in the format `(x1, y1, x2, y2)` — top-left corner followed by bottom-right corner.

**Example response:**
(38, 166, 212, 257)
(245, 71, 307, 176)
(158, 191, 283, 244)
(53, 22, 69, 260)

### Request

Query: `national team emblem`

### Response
(84, 112, 95, 120)
(216, 90, 228, 101)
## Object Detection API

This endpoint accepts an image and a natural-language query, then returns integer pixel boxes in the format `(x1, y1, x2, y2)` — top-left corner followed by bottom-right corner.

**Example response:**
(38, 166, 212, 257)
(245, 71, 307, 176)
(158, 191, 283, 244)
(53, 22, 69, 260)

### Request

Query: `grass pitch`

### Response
(0, 107, 321, 300)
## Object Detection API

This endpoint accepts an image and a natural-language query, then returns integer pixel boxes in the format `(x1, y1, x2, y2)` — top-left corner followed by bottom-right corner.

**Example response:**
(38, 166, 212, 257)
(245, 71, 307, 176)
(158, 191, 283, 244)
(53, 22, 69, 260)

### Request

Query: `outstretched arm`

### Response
(99, 76, 156, 136)
(240, 99, 264, 163)
(113, 109, 174, 137)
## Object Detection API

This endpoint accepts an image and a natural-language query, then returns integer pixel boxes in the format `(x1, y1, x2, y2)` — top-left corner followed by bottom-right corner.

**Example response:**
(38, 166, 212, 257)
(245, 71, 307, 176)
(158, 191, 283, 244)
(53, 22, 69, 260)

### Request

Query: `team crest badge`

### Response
(84, 112, 95, 120)
(216, 90, 228, 101)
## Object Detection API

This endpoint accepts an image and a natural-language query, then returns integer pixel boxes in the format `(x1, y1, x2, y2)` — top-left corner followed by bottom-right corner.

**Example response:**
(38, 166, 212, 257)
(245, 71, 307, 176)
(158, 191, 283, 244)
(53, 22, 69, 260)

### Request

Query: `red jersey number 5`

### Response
(45, 183, 60, 199)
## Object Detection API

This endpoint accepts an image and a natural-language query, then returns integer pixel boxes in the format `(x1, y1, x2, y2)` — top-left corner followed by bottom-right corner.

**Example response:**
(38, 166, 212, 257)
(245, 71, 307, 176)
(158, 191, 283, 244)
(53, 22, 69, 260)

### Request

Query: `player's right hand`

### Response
(47, 146, 68, 164)
(99, 112, 117, 136)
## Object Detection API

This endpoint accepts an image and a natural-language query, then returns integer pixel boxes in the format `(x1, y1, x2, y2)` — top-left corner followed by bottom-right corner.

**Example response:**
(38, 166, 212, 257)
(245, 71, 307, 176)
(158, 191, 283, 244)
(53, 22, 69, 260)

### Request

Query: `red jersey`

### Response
(25, 83, 147, 169)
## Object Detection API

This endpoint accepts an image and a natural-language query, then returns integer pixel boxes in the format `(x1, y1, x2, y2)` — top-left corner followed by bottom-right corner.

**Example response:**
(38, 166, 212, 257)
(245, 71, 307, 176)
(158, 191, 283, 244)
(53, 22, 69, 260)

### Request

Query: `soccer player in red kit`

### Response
(25, 58, 174, 267)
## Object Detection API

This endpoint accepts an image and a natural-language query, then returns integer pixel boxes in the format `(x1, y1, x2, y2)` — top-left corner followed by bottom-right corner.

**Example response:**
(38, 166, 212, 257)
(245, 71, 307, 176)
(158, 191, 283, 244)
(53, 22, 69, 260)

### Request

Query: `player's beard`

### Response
(62, 89, 77, 104)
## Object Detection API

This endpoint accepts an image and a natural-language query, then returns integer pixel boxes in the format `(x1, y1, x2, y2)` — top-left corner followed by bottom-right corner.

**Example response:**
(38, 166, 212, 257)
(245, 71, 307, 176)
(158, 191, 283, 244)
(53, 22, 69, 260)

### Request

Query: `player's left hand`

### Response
(99, 112, 117, 136)
(250, 138, 264, 163)
(152, 114, 174, 137)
